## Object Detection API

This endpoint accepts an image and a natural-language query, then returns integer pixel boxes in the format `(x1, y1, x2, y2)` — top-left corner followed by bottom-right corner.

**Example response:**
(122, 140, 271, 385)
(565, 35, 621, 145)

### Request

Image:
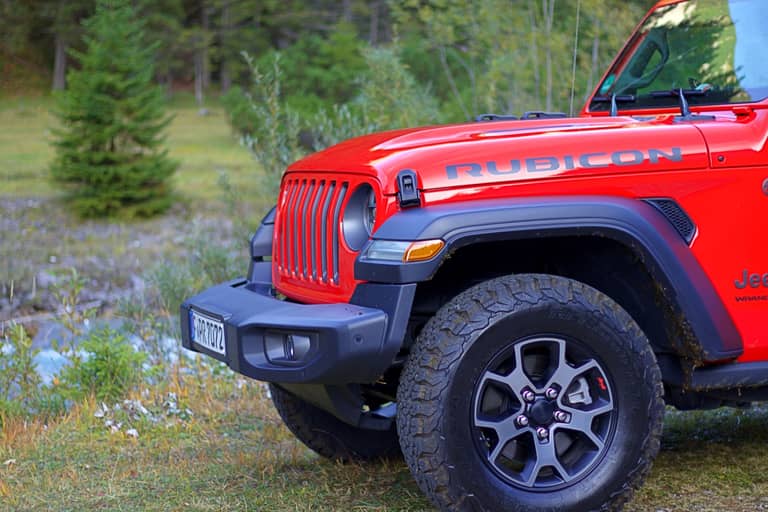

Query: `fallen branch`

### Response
(0, 300, 103, 329)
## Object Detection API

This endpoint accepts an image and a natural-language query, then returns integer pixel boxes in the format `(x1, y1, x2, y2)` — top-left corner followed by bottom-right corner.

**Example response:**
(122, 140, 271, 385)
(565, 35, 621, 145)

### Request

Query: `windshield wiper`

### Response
(649, 88, 715, 121)
(475, 113, 519, 122)
(474, 111, 568, 122)
(592, 94, 636, 116)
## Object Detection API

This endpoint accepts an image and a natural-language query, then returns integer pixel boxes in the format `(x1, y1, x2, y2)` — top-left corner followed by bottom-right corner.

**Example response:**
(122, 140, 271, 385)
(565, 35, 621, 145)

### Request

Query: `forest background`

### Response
(7, 2, 768, 511)
(3, 0, 655, 119)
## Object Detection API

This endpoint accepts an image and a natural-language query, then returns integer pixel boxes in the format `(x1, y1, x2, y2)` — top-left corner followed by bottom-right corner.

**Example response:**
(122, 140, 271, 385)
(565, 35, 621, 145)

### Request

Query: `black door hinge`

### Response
(396, 169, 421, 208)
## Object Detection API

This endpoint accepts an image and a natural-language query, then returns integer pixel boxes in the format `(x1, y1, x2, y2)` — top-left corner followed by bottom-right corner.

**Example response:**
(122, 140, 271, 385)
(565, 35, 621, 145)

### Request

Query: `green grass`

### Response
(0, 97, 55, 196)
(3, 386, 768, 511)
(0, 374, 432, 512)
(4, 94, 768, 511)
(0, 94, 258, 201)
(627, 406, 768, 511)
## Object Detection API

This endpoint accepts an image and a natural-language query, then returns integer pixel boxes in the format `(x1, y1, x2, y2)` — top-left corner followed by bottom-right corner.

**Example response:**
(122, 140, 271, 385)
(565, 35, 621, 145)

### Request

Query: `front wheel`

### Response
(269, 383, 401, 462)
(397, 274, 664, 512)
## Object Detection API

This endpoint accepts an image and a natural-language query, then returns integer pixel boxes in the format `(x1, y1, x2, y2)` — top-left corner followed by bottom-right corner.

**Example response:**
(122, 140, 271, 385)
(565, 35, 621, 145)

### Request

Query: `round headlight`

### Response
(343, 184, 377, 251)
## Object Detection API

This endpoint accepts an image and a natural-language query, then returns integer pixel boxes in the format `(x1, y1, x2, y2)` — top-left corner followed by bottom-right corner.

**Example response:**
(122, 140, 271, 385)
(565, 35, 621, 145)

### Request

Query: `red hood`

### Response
(287, 115, 710, 195)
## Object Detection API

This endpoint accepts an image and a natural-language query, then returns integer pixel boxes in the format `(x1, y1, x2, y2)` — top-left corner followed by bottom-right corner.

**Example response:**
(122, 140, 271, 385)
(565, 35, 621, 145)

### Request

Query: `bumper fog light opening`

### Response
(265, 332, 314, 365)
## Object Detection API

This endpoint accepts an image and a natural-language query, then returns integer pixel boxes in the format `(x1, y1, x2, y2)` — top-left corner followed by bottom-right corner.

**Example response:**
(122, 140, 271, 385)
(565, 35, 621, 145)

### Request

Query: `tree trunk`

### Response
(342, 0, 352, 22)
(528, 3, 541, 106)
(194, 38, 205, 108)
(201, 1, 210, 89)
(220, 63, 231, 93)
(52, 33, 67, 90)
(220, 2, 232, 92)
(586, 18, 600, 95)
(543, 0, 556, 112)
(381, 3, 392, 43)
(439, 46, 470, 120)
(369, 0, 380, 45)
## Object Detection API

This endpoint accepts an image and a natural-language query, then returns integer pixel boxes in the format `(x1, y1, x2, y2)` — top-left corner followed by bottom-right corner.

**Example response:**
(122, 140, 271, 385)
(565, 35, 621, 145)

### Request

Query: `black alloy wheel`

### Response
(397, 274, 664, 512)
(472, 336, 615, 490)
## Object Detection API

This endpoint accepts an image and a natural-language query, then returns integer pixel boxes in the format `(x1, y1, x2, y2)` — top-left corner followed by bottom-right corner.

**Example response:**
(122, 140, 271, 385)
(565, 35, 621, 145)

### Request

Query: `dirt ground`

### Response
(0, 196, 238, 325)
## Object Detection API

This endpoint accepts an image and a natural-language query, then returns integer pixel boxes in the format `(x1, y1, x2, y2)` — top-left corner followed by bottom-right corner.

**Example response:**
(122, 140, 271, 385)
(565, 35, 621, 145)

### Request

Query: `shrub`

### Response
(216, 171, 263, 243)
(59, 327, 146, 402)
(0, 323, 40, 402)
(241, 53, 302, 197)
(117, 293, 173, 373)
(148, 262, 197, 317)
(310, 103, 380, 151)
(356, 46, 442, 130)
(0, 323, 67, 422)
(50, 0, 177, 218)
(50, 267, 97, 338)
(146, 221, 245, 320)
(310, 46, 443, 151)
(220, 85, 256, 138)
(276, 21, 367, 111)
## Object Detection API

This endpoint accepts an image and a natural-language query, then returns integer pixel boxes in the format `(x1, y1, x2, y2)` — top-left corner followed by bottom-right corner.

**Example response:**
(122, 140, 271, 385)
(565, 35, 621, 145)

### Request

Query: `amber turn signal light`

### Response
(404, 240, 445, 262)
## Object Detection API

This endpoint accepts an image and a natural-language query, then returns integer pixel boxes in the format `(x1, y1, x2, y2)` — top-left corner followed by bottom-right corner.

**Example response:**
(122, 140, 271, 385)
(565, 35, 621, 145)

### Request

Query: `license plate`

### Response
(190, 310, 226, 356)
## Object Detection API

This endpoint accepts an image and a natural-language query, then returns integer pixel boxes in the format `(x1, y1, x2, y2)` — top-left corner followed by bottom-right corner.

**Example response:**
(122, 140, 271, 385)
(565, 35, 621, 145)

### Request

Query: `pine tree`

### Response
(51, 0, 177, 218)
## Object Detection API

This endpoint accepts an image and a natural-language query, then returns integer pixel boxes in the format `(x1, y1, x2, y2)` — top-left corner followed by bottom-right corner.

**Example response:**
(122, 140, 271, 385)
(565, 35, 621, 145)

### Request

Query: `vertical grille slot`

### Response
(300, 180, 315, 278)
(319, 181, 335, 282)
(292, 180, 307, 276)
(309, 181, 325, 280)
(331, 183, 348, 284)
(276, 177, 350, 286)
(278, 182, 288, 271)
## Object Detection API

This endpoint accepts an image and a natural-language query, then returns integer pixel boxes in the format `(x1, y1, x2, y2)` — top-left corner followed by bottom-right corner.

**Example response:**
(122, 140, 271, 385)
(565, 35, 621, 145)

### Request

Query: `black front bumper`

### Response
(180, 262, 414, 384)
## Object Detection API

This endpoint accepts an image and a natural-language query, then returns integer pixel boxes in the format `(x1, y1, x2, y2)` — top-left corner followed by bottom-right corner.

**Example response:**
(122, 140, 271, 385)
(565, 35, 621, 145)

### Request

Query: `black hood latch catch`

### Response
(396, 169, 421, 209)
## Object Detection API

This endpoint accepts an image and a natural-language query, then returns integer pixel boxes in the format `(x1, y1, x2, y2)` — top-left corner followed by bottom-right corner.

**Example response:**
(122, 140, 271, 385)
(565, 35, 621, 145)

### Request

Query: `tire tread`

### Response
(270, 383, 401, 462)
(397, 274, 664, 512)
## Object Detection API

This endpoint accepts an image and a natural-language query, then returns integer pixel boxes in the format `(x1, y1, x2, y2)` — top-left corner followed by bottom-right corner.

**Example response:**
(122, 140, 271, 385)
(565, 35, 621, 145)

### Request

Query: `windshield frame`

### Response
(583, 0, 768, 116)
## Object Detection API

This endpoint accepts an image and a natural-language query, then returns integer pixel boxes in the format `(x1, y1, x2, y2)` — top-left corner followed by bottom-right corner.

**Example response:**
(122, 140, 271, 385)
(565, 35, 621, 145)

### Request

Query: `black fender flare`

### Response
(355, 196, 742, 363)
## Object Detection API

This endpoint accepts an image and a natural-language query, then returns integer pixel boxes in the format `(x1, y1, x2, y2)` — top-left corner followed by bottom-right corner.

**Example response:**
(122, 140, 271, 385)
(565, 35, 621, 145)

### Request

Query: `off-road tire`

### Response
(397, 274, 664, 512)
(269, 383, 401, 462)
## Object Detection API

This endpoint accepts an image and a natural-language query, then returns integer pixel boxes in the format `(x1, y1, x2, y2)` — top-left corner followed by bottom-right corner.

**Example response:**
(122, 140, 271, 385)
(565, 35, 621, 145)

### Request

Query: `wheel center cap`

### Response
(528, 399, 555, 425)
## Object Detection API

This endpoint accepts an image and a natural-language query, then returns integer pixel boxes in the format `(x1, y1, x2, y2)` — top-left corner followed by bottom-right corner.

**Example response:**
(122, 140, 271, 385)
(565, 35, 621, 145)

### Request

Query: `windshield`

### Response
(590, 0, 768, 111)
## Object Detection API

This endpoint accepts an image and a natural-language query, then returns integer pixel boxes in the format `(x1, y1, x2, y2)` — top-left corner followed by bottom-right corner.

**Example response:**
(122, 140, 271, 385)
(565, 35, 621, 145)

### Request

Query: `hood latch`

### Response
(396, 169, 421, 209)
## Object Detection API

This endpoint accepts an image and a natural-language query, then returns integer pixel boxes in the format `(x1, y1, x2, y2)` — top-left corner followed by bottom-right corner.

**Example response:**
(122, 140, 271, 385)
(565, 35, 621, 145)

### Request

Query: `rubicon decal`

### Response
(734, 269, 768, 289)
(445, 147, 683, 180)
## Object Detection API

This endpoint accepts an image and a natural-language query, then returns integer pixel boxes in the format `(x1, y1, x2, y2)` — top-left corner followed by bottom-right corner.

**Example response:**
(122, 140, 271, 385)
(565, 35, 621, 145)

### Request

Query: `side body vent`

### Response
(644, 198, 696, 244)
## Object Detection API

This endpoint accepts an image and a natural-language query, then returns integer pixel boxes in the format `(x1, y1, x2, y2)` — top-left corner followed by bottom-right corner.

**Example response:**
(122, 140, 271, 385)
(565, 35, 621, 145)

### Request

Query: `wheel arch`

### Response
(356, 195, 742, 365)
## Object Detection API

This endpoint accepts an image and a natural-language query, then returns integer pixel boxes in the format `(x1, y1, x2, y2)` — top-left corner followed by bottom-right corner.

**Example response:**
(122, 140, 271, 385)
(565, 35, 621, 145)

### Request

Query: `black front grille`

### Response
(644, 198, 696, 244)
(277, 178, 349, 284)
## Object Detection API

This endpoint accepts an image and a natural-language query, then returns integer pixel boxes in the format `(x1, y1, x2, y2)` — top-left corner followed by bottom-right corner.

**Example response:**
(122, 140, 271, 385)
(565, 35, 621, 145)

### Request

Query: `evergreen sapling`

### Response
(51, 0, 177, 218)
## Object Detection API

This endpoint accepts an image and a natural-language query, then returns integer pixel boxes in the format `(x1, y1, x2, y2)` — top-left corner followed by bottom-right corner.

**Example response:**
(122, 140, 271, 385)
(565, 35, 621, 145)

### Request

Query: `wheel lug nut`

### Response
(522, 390, 535, 402)
(545, 387, 559, 400)
(554, 410, 569, 423)
(516, 415, 529, 427)
(536, 427, 549, 440)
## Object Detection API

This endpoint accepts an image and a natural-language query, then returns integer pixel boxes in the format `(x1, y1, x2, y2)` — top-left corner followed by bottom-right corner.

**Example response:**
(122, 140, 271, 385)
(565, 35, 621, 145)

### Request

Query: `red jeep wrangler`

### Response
(181, 1, 768, 510)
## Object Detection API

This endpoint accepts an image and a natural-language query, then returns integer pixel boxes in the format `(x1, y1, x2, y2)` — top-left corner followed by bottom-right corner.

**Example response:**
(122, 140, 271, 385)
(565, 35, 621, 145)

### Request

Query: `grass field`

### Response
(3, 383, 768, 512)
(0, 374, 432, 512)
(0, 94, 258, 201)
(0, 94, 264, 318)
(3, 94, 768, 511)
